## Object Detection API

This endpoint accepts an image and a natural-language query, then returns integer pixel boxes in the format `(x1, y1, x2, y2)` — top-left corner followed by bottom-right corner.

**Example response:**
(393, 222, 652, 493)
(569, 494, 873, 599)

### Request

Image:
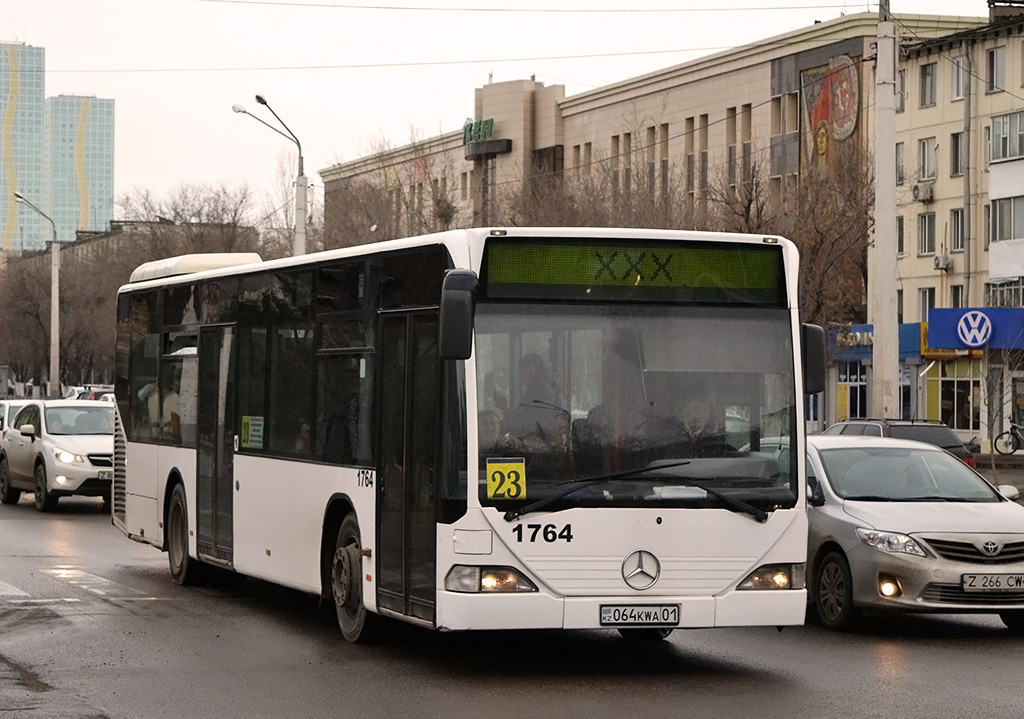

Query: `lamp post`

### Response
(13, 192, 60, 398)
(232, 95, 307, 256)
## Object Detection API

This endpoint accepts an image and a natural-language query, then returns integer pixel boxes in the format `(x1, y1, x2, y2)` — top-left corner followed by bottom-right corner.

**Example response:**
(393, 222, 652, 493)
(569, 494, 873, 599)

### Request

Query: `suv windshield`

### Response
(474, 303, 798, 512)
(45, 406, 115, 436)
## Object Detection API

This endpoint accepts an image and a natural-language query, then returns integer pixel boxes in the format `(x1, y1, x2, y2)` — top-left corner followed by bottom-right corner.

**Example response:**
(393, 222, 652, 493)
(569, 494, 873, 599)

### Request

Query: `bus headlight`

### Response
(54, 448, 84, 464)
(738, 563, 805, 590)
(444, 565, 538, 593)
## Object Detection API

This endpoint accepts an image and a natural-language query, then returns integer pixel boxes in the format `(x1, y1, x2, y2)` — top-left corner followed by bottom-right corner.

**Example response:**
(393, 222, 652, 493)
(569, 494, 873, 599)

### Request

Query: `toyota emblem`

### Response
(981, 541, 1001, 557)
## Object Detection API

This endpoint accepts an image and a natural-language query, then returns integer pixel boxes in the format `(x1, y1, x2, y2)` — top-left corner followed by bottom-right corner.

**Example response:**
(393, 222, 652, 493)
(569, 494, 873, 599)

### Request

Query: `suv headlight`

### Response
(856, 528, 926, 556)
(53, 448, 84, 464)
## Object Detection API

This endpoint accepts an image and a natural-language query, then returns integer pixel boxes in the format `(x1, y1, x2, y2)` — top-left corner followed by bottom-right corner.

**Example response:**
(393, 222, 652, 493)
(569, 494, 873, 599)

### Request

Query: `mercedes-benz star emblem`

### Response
(622, 549, 660, 590)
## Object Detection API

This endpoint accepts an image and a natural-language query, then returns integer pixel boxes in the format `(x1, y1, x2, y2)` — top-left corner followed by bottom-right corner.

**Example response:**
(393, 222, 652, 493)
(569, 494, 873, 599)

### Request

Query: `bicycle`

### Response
(993, 417, 1024, 455)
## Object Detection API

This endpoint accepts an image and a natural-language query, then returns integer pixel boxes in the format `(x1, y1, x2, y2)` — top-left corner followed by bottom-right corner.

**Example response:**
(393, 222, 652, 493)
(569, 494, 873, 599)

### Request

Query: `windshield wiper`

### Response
(674, 480, 770, 523)
(502, 461, 692, 521)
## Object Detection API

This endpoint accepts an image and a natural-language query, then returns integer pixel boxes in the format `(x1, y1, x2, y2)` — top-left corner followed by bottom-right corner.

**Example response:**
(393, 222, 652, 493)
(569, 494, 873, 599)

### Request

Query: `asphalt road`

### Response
(3, 492, 1024, 719)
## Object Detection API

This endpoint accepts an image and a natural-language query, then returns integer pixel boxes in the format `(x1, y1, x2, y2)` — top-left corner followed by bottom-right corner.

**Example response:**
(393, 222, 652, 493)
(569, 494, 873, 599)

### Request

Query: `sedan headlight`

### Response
(738, 563, 805, 590)
(53, 448, 84, 464)
(856, 528, 926, 557)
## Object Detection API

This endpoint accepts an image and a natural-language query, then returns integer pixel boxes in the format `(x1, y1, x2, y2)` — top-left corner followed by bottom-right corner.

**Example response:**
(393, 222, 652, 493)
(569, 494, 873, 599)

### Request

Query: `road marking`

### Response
(45, 568, 148, 597)
(0, 580, 29, 596)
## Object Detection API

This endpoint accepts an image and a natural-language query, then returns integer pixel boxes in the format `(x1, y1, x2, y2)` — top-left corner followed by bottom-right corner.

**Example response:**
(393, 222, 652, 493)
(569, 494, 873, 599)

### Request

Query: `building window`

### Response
(897, 289, 903, 324)
(920, 63, 936, 107)
(950, 132, 964, 176)
(896, 142, 905, 185)
(992, 195, 1024, 242)
(988, 278, 1024, 307)
(987, 46, 1005, 93)
(919, 287, 935, 322)
(918, 137, 936, 180)
(951, 55, 966, 100)
(951, 208, 965, 252)
(991, 110, 1024, 161)
(837, 361, 868, 420)
(897, 215, 905, 255)
(918, 212, 936, 255)
(896, 69, 906, 113)
(951, 284, 964, 308)
(933, 360, 980, 432)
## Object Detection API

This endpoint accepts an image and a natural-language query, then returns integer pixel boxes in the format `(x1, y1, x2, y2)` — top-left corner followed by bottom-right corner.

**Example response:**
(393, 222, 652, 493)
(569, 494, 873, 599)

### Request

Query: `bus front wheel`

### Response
(332, 513, 380, 643)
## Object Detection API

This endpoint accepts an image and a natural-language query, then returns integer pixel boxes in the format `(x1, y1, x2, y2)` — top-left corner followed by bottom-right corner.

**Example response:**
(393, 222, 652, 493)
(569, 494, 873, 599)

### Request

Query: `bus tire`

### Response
(332, 513, 380, 643)
(617, 628, 674, 641)
(0, 458, 21, 504)
(167, 483, 204, 585)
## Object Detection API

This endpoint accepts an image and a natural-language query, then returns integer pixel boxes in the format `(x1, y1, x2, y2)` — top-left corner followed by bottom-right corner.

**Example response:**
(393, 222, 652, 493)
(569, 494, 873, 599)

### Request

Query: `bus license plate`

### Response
(98, 471, 114, 481)
(600, 605, 680, 626)
(962, 573, 1024, 591)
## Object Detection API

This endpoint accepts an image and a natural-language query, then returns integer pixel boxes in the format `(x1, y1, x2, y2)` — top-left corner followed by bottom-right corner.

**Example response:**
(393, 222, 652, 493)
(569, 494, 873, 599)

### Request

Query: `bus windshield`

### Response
(475, 303, 797, 512)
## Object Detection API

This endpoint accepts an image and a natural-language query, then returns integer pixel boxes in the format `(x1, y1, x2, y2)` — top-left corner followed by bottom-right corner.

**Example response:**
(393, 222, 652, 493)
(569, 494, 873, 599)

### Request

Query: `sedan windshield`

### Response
(816, 446, 1000, 502)
(475, 303, 797, 512)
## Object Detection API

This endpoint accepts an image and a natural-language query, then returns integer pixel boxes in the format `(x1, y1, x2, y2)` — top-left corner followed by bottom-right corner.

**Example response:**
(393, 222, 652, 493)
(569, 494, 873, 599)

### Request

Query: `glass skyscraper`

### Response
(0, 42, 114, 251)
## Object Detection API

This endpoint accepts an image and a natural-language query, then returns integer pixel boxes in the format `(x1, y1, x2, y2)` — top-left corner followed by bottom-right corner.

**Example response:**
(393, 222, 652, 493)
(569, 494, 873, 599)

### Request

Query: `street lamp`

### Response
(12, 191, 60, 398)
(232, 94, 307, 256)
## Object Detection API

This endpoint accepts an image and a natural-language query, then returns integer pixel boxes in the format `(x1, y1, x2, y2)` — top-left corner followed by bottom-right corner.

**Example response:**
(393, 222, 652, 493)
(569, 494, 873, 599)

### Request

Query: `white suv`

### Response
(0, 400, 115, 511)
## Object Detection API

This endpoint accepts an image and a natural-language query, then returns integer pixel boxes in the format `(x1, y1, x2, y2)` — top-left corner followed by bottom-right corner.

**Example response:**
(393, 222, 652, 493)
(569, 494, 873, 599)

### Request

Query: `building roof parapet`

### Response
(560, 13, 981, 112)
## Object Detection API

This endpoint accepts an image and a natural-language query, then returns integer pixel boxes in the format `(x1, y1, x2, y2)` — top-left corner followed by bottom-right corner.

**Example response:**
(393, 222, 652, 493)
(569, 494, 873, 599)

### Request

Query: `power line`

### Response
(197, 0, 862, 14)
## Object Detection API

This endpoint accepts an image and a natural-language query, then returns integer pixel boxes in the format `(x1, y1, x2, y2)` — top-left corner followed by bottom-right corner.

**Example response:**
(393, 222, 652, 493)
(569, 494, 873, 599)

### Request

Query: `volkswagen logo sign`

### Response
(981, 541, 1001, 557)
(957, 310, 992, 348)
(621, 549, 660, 590)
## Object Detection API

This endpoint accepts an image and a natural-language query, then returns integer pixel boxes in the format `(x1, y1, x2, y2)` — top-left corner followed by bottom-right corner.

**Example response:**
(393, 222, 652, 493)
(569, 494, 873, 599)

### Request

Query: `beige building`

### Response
(319, 7, 1024, 440)
(320, 11, 980, 246)
(887, 7, 1024, 447)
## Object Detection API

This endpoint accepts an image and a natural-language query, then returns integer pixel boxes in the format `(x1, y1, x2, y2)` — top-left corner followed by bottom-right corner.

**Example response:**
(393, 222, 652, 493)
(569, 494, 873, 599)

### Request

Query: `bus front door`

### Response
(196, 325, 235, 567)
(377, 312, 439, 624)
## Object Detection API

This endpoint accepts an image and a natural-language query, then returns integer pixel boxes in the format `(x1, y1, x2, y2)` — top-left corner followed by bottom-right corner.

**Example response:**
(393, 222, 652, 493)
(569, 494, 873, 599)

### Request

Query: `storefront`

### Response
(826, 323, 922, 427)
(925, 308, 1024, 449)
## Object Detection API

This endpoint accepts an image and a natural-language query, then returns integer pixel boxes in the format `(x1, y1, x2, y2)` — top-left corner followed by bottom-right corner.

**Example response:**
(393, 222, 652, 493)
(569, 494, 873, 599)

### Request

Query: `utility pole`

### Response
(871, 0, 900, 418)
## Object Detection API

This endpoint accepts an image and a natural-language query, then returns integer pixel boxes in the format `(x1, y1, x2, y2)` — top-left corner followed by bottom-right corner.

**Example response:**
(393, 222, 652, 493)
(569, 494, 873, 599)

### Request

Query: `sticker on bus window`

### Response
(241, 415, 265, 449)
(486, 458, 526, 501)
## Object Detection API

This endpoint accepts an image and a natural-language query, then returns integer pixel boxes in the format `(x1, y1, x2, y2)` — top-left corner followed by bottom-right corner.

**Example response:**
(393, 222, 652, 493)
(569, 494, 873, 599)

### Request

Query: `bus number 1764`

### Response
(512, 523, 573, 543)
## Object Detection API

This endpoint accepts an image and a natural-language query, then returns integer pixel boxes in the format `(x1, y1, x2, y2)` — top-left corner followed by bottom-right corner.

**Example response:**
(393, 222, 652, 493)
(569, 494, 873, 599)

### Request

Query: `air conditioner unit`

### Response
(912, 182, 934, 202)
(934, 254, 951, 271)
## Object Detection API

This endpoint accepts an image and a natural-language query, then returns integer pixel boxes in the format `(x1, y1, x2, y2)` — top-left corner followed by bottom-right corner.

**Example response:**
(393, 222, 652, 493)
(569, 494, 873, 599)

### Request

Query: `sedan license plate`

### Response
(98, 470, 114, 481)
(962, 573, 1024, 591)
(600, 604, 679, 626)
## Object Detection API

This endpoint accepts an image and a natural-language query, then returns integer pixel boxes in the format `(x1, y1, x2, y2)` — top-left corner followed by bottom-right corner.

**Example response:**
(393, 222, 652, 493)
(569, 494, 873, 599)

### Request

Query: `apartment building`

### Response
(885, 7, 1024, 446)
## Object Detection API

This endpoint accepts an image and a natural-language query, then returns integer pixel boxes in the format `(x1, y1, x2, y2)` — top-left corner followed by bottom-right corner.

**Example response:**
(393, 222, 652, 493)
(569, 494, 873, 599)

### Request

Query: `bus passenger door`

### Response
(196, 325, 235, 566)
(377, 312, 439, 624)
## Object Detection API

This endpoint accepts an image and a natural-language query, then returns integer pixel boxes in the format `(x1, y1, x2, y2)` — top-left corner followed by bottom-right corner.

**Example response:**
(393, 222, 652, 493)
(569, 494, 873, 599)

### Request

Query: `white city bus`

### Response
(112, 227, 824, 642)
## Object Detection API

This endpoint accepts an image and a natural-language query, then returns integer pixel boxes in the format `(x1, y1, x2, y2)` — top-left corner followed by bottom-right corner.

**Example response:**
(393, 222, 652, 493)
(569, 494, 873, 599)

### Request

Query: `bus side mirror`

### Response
(802, 323, 826, 395)
(439, 270, 479, 360)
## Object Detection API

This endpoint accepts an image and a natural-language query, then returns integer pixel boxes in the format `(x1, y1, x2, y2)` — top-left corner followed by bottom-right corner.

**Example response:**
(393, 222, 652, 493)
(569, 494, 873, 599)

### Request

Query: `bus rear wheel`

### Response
(332, 513, 380, 643)
(167, 483, 204, 585)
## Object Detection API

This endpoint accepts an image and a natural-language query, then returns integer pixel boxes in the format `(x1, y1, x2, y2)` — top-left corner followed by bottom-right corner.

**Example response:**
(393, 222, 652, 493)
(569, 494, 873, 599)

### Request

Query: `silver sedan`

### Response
(806, 434, 1024, 631)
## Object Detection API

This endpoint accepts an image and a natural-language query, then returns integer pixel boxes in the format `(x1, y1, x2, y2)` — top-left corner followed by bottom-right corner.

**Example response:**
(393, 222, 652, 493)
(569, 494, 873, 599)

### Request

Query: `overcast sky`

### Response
(5, 0, 989, 213)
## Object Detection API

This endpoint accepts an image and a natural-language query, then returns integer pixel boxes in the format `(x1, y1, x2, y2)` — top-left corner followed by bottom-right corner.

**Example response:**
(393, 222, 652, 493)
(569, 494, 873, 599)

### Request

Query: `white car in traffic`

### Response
(0, 400, 114, 511)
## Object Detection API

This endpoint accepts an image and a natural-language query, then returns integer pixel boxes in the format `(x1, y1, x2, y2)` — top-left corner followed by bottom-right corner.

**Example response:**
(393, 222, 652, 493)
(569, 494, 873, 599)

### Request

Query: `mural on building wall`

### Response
(801, 55, 860, 172)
